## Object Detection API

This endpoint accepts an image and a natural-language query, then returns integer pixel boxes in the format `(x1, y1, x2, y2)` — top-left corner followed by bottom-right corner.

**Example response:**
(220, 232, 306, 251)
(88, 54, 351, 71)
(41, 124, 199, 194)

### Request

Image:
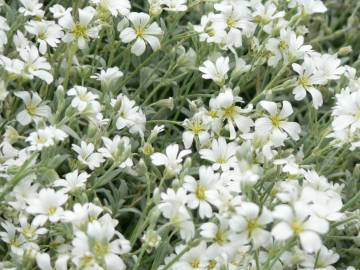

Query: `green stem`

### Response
(341, 190, 360, 211)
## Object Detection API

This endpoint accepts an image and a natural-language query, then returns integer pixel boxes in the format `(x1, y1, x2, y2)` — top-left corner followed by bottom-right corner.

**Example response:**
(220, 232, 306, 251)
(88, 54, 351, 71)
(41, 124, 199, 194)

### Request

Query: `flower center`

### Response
(78, 94, 89, 102)
(209, 110, 218, 118)
(298, 75, 311, 88)
(216, 156, 226, 164)
(23, 63, 36, 73)
(214, 230, 226, 245)
(190, 258, 200, 268)
(246, 218, 259, 237)
(190, 121, 204, 135)
(135, 27, 145, 38)
(254, 15, 270, 25)
(208, 260, 217, 269)
(36, 136, 48, 145)
(22, 225, 35, 238)
(94, 242, 109, 256)
(26, 103, 37, 115)
(72, 23, 88, 38)
(291, 220, 304, 235)
(38, 31, 47, 40)
(278, 40, 288, 51)
(270, 115, 281, 127)
(195, 184, 206, 200)
(48, 207, 57, 216)
(227, 17, 236, 28)
(223, 105, 236, 118)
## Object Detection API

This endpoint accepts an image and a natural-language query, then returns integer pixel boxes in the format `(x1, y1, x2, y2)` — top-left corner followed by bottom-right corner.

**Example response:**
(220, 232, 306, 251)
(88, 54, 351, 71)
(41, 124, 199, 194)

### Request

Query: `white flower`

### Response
(36, 252, 69, 270)
(72, 219, 130, 270)
(158, 188, 188, 219)
(199, 137, 238, 171)
(266, 28, 312, 66)
(274, 155, 301, 175)
(0, 16, 9, 52)
(255, 101, 301, 146)
(13, 30, 30, 51)
(46, 126, 68, 141)
(229, 202, 272, 247)
(313, 53, 344, 83)
(62, 203, 103, 229)
(151, 144, 191, 175)
(167, 209, 195, 241)
(288, 0, 327, 15)
(215, 3, 256, 47)
(212, 88, 254, 139)
(49, 4, 72, 18)
(9, 177, 39, 211)
(59, 7, 99, 49)
(26, 128, 55, 151)
(26, 126, 67, 151)
(72, 141, 105, 170)
(14, 91, 51, 125)
(0, 221, 26, 257)
(183, 166, 219, 218)
(300, 245, 339, 269)
(90, 0, 131, 16)
(157, 189, 195, 241)
(98, 135, 133, 168)
(53, 170, 90, 193)
(21, 45, 54, 83)
(111, 94, 146, 135)
(18, 215, 47, 241)
(91, 67, 123, 83)
(292, 56, 324, 109)
(162, 0, 188, 12)
(252, 2, 285, 26)
(26, 188, 68, 224)
(331, 88, 360, 133)
(194, 13, 226, 44)
(200, 218, 233, 249)
(67, 85, 99, 112)
(222, 159, 262, 190)
(199, 56, 230, 86)
(272, 201, 329, 253)
(120, 12, 163, 56)
(172, 242, 208, 269)
(182, 113, 210, 149)
(0, 46, 54, 84)
(25, 20, 64, 54)
(19, 0, 44, 17)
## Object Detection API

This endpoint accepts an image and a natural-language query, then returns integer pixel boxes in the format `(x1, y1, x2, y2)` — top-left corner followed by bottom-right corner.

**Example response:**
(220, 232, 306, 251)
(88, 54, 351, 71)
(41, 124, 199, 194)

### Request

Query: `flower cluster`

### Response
(0, 0, 359, 269)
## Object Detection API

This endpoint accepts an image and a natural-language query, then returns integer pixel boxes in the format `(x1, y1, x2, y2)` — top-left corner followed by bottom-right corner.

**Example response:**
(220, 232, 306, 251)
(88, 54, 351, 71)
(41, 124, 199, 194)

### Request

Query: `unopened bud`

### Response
(151, 97, 174, 111)
(136, 158, 148, 176)
(338, 46, 352, 56)
(149, 0, 163, 17)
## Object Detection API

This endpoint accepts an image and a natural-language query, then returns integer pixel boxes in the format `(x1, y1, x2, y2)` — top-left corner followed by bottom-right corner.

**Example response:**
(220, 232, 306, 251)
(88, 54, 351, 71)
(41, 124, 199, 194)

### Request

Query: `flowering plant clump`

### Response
(1, 0, 360, 269)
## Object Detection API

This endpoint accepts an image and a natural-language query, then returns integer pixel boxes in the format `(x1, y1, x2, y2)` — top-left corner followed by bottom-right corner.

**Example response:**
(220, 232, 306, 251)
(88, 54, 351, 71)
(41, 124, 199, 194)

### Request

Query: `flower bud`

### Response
(338, 46, 352, 56)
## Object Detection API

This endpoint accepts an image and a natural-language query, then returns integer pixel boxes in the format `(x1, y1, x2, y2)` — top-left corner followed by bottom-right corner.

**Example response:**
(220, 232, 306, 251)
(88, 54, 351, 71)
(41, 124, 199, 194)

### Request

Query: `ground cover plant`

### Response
(0, 0, 360, 269)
